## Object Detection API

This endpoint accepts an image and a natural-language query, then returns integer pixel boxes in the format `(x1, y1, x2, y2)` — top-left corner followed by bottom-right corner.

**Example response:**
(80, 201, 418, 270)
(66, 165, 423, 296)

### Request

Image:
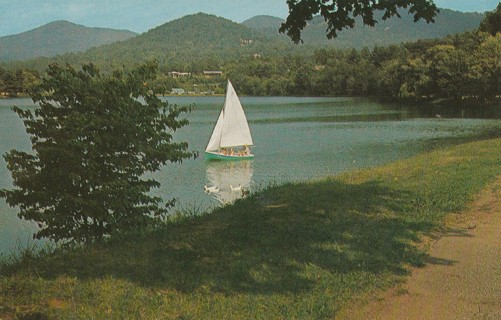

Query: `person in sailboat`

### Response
(244, 145, 251, 156)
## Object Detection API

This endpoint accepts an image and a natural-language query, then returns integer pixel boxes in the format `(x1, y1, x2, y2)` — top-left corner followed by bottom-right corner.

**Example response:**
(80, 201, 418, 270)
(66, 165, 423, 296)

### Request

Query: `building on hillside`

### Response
(168, 71, 191, 78)
(202, 71, 223, 77)
(171, 88, 185, 95)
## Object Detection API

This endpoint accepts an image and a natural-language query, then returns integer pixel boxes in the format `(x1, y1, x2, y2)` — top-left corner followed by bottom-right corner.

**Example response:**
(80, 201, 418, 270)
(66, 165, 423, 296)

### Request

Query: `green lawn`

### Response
(1, 138, 500, 319)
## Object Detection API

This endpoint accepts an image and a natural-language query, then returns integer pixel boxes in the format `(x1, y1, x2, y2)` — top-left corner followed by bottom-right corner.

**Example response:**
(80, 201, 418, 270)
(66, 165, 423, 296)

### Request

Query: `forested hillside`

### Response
(0, 21, 137, 62)
(89, 12, 288, 71)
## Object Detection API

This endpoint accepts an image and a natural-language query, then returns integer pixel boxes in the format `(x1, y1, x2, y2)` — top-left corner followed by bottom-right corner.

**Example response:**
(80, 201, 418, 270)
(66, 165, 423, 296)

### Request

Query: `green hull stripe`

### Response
(205, 151, 254, 161)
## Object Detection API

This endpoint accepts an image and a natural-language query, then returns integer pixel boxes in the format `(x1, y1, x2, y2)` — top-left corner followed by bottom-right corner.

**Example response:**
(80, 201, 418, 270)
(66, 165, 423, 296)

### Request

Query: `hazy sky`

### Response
(0, 0, 499, 37)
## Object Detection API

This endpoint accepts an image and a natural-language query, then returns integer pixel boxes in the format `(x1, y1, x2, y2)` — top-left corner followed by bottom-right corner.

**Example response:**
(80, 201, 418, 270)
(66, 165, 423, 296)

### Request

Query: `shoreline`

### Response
(1, 138, 501, 319)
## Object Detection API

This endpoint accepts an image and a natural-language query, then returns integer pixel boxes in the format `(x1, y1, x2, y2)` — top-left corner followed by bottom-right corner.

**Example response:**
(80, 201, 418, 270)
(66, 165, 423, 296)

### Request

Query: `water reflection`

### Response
(204, 160, 253, 204)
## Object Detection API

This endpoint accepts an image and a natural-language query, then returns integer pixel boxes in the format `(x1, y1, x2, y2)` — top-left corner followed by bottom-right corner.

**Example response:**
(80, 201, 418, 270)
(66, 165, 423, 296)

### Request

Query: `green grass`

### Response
(1, 138, 501, 319)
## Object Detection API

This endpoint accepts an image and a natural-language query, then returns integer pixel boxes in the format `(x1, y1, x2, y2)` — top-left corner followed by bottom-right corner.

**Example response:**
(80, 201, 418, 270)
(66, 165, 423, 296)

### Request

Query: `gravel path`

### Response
(341, 178, 501, 320)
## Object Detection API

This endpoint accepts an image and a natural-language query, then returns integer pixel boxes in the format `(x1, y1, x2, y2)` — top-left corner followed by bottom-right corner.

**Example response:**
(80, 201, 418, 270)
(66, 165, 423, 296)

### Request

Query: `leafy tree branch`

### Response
(280, 0, 439, 43)
(1, 61, 196, 243)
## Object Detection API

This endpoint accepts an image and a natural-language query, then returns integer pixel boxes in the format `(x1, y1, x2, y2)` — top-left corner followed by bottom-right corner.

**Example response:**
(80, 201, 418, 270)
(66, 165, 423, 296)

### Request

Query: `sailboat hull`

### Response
(205, 151, 254, 161)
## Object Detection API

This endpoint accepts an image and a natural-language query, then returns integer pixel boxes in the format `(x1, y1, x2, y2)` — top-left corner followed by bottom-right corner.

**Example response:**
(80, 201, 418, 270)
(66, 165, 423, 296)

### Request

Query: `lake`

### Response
(1, 96, 500, 255)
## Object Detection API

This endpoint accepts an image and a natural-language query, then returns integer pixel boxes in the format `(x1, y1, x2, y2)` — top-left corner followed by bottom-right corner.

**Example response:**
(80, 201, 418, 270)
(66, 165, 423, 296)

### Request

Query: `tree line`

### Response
(3, 30, 499, 104)
(0, 68, 39, 97)
(155, 29, 500, 103)
(228, 2, 501, 102)
(226, 32, 501, 100)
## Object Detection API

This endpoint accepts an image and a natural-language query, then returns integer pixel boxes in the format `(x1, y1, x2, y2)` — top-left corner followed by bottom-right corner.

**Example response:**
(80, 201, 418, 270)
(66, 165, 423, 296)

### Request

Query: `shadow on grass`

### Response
(3, 179, 436, 295)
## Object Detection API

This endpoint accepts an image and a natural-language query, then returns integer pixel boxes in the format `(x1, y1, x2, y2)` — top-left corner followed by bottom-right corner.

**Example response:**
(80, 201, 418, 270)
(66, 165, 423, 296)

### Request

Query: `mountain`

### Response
(243, 8, 485, 48)
(4, 10, 485, 71)
(115, 12, 276, 58)
(10, 13, 289, 71)
(0, 21, 137, 62)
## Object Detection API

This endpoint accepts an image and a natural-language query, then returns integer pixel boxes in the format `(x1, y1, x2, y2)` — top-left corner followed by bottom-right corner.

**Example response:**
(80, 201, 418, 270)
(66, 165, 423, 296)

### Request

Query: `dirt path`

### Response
(341, 178, 501, 320)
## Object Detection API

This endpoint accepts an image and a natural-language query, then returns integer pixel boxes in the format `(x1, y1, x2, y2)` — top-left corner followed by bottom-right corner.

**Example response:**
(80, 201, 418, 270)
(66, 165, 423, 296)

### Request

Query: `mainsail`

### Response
(205, 80, 253, 152)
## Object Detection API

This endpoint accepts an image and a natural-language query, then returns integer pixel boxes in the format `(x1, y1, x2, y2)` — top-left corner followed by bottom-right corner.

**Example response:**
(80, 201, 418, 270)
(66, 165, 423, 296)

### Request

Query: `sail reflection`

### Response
(204, 160, 253, 204)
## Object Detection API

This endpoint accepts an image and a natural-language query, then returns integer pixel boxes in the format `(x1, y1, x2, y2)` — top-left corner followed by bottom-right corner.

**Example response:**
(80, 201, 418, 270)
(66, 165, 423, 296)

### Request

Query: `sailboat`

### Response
(205, 80, 254, 160)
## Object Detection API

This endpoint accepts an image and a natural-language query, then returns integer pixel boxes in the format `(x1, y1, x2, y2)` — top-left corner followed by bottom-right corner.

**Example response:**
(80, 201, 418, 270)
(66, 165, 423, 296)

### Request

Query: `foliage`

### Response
(0, 68, 39, 97)
(279, 0, 439, 43)
(479, 2, 501, 35)
(0, 61, 196, 243)
(1, 138, 500, 319)
(471, 34, 501, 100)
(227, 30, 499, 102)
(4, 31, 500, 103)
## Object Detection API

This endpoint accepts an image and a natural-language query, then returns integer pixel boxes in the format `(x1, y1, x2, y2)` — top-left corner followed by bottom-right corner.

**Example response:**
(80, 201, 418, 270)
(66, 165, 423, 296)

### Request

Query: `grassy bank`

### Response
(1, 138, 501, 319)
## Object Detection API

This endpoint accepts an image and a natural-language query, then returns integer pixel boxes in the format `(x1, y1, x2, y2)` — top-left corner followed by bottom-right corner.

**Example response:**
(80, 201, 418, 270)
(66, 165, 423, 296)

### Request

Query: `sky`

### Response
(0, 0, 499, 37)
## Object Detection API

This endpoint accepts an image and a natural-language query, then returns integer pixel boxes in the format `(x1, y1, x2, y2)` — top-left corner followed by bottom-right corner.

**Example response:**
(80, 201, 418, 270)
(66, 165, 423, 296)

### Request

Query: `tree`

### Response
(1, 71, 19, 97)
(375, 59, 406, 99)
(479, 3, 501, 36)
(399, 57, 434, 99)
(280, 0, 439, 43)
(427, 45, 471, 100)
(1, 61, 196, 243)
(470, 34, 501, 100)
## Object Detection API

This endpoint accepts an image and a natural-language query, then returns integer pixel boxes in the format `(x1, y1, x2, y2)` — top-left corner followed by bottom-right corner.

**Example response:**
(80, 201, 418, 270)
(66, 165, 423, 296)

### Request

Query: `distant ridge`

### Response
(243, 9, 484, 48)
(0, 20, 137, 62)
(241, 15, 285, 35)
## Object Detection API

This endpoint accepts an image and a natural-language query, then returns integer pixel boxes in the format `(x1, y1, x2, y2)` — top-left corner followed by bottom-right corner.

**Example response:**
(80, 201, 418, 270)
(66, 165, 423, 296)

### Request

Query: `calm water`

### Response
(1, 96, 500, 255)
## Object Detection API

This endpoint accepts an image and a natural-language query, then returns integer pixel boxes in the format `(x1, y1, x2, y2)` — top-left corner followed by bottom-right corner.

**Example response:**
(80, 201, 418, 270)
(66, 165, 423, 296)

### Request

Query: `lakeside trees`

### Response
(3, 30, 499, 103)
(223, 30, 500, 102)
(0, 68, 39, 97)
(1, 61, 196, 242)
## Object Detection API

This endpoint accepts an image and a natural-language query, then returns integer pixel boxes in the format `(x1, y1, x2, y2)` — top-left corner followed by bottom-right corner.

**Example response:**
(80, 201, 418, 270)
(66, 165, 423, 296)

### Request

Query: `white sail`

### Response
(205, 108, 224, 152)
(205, 80, 253, 152)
